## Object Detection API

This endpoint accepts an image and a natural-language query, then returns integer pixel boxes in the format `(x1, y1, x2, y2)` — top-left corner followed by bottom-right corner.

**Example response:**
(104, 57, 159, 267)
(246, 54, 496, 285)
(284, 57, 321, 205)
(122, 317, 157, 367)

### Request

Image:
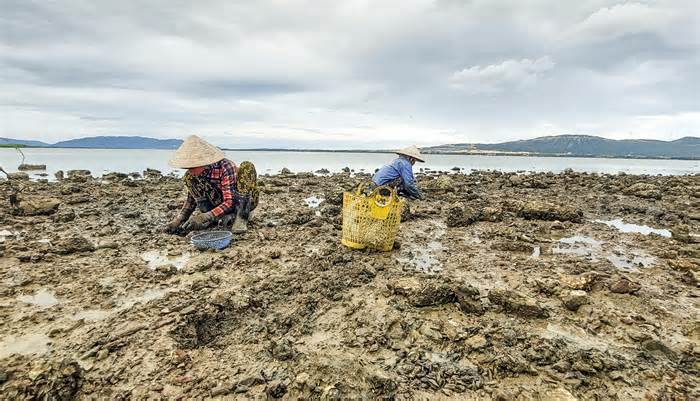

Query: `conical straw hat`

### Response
(395, 145, 425, 162)
(169, 135, 226, 168)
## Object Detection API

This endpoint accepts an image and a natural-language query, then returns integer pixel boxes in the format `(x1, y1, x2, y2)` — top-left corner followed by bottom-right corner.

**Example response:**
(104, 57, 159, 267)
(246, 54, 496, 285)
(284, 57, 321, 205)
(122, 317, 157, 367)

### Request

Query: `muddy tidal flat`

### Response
(0, 169, 698, 400)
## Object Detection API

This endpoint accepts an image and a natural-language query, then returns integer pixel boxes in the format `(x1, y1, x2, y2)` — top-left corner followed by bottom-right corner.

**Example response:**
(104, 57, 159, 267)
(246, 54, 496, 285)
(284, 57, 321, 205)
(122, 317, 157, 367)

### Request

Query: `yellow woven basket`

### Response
(341, 183, 404, 252)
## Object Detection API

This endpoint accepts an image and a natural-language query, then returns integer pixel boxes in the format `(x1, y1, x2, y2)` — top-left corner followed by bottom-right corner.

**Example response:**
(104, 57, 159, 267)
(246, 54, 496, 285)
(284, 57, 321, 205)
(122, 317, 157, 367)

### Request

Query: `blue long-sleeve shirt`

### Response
(372, 157, 423, 200)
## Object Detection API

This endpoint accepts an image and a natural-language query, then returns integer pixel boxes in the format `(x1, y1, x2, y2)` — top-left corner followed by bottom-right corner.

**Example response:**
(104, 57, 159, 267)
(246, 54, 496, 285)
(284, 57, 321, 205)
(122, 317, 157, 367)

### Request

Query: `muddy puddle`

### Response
(0, 333, 50, 359)
(141, 250, 191, 270)
(68, 287, 175, 324)
(593, 218, 672, 238)
(0, 229, 18, 242)
(398, 223, 445, 274)
(17, 288, 58, 308)
(552, 235, 656, 270)
(304, 196, 324, 208)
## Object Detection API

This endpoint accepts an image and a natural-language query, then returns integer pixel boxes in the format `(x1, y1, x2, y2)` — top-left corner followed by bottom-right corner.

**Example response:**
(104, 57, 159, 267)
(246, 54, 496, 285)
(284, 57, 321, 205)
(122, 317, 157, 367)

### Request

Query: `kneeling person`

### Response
(166, 135, 258, 233)
(372, 145, 425, 200)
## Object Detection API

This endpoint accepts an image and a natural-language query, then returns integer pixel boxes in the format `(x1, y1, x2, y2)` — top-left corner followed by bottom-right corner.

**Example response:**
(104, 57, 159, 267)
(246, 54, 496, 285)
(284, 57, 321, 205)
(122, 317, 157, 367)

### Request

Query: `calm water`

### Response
(1, 148, 698, 178)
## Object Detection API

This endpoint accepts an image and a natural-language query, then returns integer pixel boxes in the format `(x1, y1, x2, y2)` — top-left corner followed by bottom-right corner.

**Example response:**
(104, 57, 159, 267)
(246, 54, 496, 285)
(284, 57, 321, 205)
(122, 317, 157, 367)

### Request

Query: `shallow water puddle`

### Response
(141, 250, 191, 270)
(398, 223, 445, 274)
(71, 288, 173, 322)
(0, 333, 50, 359)
(552, 235, 654, 270)
(606, 248, 656, 270)
(304, 196, 324, 208)
(119, 288, 173, 309)
(0, 229, 18, 243)
(552, 235, 602, 258)
(17, 288, 58, 308)
(593, 219, 671, 238)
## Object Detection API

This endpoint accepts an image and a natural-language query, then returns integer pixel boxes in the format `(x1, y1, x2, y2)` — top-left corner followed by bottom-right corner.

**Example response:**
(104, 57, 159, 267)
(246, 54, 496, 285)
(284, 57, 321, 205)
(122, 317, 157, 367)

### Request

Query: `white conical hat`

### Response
(169, 135, 225, 168)
(395, 145, 425, 162)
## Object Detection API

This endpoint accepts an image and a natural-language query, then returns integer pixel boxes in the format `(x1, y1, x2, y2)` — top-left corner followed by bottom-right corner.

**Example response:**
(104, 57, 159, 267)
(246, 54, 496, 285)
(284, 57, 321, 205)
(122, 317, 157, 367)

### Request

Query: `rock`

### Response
(271, 339, 296, 361)
(479, 206, 503, 222)
(464, 334, 488, 350)
(211, 384, 234, 396)
(315, 168, 330, 174)
(102, 172, 128, 181)
(54, 170, 64, 180)
(668, 259, 699, 271)
(431, 175, 453, 191)
(455, 285, 484, 315)
(623, 182, 661, 199)
(266, 380, 288, 399)
(67, 169, 91, 179)
(517, 200, 583, 223)
(342, 167, 351, 173)
(16, 197, 61, 216)
(18, 163, 47, 171)
(281, 168, 292, 175)
(143, 168, 162, 179)
(562, 290, 589, 311)
(488, 289, 549, 318)
(388, 278, 457, 307)
(156, 264, 178, 276)
(96, 240, 118, 250)
(547, 387, 578, 401)
(561, 273, 596, 290)
(96, 349, 109, 360)
(411, 283, 456, 307)
(54, 236, 95, 254)
(8, 172, 29, 180)
(2, 359, 81, 400)
(66, 194, 90, 204)
(54, 210, 76, 222)
(609, 278, 641, 294)
(491, 240, 534, 253)
(445, 203, 481, 227)
(642, 339, 676, 358)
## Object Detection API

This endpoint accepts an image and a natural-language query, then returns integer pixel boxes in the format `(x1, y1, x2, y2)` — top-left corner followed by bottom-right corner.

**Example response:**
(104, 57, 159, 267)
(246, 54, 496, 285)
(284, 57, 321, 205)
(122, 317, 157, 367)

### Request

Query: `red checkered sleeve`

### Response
(209, 160, 238, 217)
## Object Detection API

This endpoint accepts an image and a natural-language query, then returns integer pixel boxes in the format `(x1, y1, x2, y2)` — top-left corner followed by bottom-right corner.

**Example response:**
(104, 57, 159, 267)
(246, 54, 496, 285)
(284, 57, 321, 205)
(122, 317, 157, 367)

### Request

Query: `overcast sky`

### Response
(1, 0, 698, 148)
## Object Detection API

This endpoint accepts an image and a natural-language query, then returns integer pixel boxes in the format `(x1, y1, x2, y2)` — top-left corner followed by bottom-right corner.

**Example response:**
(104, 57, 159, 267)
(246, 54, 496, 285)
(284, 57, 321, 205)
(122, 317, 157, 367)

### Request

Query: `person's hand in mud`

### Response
(182, 211, 214, 231)
(164, 215, 186, 234)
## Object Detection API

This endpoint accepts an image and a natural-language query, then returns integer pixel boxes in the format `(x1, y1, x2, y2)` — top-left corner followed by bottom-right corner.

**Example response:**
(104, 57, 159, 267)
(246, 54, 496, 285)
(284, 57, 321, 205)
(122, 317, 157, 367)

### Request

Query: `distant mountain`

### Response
(0, 137, 50, 147)
(52, 136, 183, 149)
(424, 135, 700, 160)
(0, 136, 183, 149)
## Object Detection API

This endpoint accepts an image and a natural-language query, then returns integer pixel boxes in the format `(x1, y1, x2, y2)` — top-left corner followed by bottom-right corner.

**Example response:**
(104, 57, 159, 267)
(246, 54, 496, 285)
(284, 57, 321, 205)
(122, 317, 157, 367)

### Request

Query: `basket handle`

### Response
(353, 182, 399, 205)
(354, 180, 372, 195)
(369, 185, 398, 206)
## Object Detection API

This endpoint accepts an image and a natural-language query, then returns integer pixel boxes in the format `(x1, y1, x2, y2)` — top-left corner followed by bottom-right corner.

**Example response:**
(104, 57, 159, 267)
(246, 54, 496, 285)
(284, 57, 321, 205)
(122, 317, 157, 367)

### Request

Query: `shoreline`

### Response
(2, 146, 698, 161)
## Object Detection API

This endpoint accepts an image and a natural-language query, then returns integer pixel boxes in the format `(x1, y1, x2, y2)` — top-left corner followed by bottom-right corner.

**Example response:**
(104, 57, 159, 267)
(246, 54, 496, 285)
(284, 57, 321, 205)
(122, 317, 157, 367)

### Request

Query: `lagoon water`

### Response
(1, 147, 698, 178)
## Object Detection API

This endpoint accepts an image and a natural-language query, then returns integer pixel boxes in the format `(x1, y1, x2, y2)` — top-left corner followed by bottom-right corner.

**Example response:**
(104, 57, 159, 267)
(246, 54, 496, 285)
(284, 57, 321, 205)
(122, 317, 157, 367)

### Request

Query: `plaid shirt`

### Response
(181, 159, 238, 218)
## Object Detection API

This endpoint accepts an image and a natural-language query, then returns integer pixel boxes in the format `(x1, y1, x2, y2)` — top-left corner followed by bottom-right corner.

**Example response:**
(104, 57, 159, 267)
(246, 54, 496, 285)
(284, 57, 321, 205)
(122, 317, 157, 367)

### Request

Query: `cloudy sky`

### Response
(1, 0, 698, 148)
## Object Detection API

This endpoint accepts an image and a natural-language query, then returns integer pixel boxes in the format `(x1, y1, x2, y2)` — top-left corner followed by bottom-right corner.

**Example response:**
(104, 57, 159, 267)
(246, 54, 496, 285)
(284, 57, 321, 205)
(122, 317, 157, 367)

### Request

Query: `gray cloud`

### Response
(1, 0, 698, 148)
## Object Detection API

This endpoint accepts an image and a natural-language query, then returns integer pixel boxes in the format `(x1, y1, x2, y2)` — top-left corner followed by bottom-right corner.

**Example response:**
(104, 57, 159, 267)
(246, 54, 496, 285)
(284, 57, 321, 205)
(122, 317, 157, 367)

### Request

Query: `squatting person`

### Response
(165, 135, 259, 234)
(371, 145, 424, 200)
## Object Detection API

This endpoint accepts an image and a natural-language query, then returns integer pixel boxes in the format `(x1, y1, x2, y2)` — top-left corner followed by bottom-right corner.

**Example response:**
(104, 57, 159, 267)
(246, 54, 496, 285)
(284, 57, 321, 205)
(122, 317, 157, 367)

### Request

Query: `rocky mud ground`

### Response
(0, 168, 698, 400)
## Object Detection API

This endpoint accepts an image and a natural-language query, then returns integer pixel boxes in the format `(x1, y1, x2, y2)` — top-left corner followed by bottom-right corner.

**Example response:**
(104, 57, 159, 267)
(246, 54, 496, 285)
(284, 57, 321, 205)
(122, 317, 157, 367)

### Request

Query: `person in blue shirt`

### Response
(372, 145, 424, 200)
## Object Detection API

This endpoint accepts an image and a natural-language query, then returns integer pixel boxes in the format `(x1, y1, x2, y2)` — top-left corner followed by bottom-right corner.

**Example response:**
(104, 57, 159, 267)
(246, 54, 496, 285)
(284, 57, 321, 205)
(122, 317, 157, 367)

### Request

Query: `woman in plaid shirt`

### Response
(165, 135, 258, 233)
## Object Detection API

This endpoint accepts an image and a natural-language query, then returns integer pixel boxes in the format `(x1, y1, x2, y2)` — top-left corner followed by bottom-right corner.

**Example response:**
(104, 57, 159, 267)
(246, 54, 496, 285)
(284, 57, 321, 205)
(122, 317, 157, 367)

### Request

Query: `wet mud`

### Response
(0, 169, 698, 399)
